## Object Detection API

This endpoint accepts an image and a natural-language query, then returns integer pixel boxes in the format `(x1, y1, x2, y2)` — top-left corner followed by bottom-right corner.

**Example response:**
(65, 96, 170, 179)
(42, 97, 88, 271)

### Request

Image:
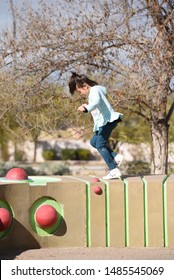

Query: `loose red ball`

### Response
(93, 186, 103, 195)
(35, 204, 58, 228)
(0, 208, 13, 232)
(5, 167, 28, 180)
(91, 177, 100, 183)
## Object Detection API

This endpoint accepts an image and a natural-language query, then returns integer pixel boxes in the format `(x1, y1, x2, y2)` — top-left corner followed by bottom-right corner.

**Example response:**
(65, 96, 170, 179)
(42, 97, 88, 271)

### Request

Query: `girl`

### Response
(69, 72, 123, 180)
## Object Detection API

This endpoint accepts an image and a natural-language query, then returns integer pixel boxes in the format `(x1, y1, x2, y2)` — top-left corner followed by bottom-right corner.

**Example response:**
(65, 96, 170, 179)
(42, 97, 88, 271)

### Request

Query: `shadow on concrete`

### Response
(0, 249, 24, 260)
(0, 219, 41, 259)
(54, 217, 67, 236)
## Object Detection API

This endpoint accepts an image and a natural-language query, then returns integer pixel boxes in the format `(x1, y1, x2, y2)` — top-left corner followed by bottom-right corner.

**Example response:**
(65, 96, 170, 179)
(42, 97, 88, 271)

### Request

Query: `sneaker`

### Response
(102, 167, 121, 180)
(114, 154, 124, 166)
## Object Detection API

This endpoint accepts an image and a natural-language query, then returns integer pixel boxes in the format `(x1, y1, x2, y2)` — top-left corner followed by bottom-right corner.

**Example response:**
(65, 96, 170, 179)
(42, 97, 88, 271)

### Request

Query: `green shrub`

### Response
(20, 166, 36, 175)
(51, 164, 70, 175)
(61, 148, 91, 160)
(76, 149, 91, 160)
(0, 162, 36, 177)
(0, 167, 5, 177)
(126, 160, 150, 175)
(0, 162, 16, 177)
(61, 149, 77, 160)
(168, 163, 174, 174)
(15, 150, 26, 161)
(37, 162, 70, 175)
(42, 149, 57, 160)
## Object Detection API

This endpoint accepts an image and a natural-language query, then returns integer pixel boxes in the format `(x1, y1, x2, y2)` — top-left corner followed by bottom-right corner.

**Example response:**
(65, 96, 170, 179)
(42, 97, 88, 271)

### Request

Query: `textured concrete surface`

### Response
(1, 247, 174, 260)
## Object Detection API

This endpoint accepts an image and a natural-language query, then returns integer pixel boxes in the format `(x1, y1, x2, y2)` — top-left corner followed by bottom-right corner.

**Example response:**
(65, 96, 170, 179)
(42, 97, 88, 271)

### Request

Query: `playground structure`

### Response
(0, 174, 174, 251)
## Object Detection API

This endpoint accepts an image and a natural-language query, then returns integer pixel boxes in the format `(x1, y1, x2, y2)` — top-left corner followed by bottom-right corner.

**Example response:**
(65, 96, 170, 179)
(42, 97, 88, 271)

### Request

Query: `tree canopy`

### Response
(0, 0, 174, 173)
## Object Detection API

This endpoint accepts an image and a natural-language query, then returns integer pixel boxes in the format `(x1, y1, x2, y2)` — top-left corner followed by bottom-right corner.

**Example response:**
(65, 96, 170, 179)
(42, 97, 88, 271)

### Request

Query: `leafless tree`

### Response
(0, 0, 174, 173)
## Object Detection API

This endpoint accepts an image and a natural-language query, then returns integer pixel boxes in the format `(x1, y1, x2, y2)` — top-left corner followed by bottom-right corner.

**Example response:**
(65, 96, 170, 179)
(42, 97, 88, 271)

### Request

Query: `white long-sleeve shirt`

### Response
(85, 85, 123, 132)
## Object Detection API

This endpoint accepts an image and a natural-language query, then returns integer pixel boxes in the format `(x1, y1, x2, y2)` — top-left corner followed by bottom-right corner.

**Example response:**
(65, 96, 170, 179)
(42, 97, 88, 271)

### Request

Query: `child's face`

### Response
(76, 84, 90, 96)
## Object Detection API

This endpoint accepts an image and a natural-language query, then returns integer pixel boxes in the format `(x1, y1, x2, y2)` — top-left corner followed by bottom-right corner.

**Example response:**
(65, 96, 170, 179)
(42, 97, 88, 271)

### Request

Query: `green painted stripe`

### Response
(141, 176, 148, 247)
(105, 181, 110, 247)
(66, 176, 91, 247)
(86, 182, 91, 247)
(162, 175, 170, 247)
(123, 179, 129, 246)
(92, 177, 110, 247)
(0, 176, 62, 186)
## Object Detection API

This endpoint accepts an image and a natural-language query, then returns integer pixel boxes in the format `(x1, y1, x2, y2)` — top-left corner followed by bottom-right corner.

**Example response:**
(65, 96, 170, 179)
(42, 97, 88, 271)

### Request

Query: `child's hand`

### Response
(77, 104, 87, 112)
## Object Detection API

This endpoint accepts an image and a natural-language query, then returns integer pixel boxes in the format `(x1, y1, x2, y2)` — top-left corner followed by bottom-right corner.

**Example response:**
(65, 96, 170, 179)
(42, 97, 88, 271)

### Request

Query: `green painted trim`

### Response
(86, 182, 91, 247)
(0, 178, 33, 183)
(29, 197, 63, 236)
(67, 176, 91, 247)
(105, 182, 110, 247)
(123, 179, 129, 246)
(141, 176, 149, 247)
(29, 176, 62, 186)
(97, 178, 110, 247)
(162, 175, 170, 247)
(0, 176, 62, 186)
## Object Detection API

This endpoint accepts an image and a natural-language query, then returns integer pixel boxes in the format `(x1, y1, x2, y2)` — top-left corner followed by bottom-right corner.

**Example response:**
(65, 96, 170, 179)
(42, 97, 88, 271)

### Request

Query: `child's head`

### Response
(68, 72, 98, 95)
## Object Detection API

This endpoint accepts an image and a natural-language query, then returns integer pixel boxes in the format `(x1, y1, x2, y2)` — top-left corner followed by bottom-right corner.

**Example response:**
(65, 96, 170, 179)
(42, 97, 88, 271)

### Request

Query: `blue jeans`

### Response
(90, 120, 119, 170)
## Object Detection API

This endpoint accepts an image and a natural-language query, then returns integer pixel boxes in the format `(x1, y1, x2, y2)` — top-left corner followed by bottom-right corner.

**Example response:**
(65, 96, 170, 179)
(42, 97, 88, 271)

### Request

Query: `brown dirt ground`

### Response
(1, 247, 174, 260)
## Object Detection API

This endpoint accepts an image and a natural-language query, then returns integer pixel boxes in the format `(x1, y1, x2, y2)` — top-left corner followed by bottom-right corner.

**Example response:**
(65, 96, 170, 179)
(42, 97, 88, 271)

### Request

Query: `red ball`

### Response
(93, 186, 103, 195)
(5, 168, 28, 180)
(0, 208, 13, 232)
(91, 177, 100, 183)
(36, 204, 58, 228)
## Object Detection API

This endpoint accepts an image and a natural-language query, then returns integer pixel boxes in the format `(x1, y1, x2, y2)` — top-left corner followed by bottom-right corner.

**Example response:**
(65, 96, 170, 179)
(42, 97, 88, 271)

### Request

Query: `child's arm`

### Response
(85, 90, 100, 112)
(78, 89, 101, 112)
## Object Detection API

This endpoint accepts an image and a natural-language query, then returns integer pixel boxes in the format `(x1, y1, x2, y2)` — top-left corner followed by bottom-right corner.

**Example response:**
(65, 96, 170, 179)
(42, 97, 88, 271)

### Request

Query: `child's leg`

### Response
(94, 121, 118, 170)
(90, 133, 98, 149)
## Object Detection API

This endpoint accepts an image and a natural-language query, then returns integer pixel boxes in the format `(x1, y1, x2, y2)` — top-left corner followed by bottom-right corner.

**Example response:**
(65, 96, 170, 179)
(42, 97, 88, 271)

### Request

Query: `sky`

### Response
(0, 0, 40, 30)
(0, 0, 61, 30)
(0, 0, 12, 29)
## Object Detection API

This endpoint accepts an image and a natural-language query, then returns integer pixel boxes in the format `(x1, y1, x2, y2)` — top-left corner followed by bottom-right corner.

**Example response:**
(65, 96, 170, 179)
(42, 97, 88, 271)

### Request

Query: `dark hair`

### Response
(68, 72, 98, 94)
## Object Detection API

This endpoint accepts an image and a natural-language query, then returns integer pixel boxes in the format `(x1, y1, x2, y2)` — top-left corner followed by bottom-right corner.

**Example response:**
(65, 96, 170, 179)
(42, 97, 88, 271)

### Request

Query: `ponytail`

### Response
(68, 72, 98, 94)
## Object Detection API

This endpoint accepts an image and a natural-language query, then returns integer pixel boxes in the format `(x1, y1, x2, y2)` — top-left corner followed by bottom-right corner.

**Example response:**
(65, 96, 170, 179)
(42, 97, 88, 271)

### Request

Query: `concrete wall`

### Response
(0, 174, 174, 251)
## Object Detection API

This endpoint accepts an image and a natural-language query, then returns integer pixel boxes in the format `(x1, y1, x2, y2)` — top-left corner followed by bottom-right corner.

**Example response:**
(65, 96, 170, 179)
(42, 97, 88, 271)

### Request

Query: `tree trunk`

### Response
(33, 140, 37, 162)
(150, 119, 169, 174)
